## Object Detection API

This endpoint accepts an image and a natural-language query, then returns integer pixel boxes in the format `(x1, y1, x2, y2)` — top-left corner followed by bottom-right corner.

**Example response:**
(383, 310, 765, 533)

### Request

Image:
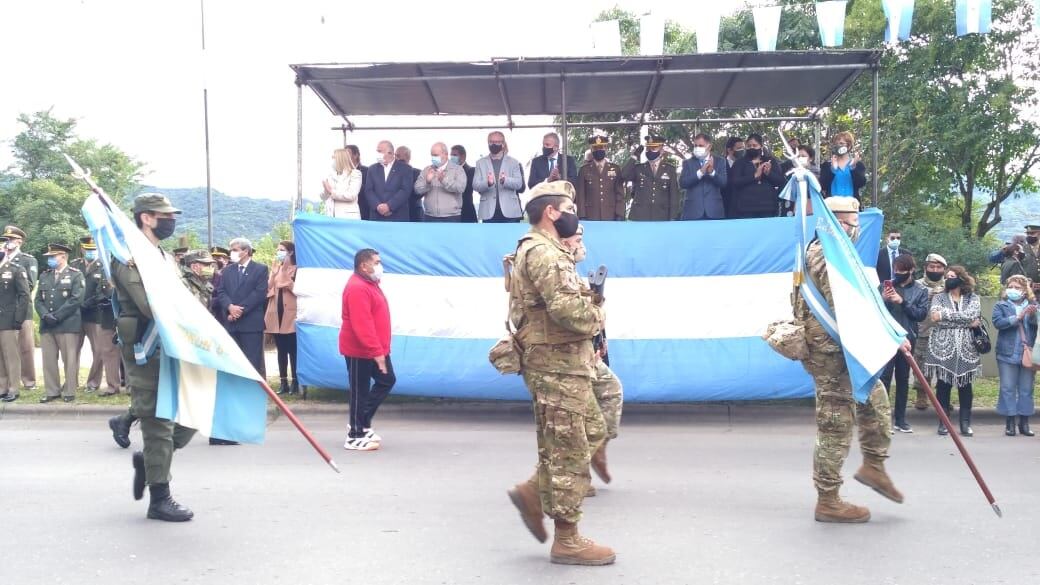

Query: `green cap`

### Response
(132, 193, 181, 214)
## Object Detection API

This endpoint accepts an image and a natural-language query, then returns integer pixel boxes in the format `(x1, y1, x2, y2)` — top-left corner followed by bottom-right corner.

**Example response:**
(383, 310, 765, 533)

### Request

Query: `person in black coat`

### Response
(365, 141, 414, 222)
(728, 133, 785, 219)
(346, 145, 370, 220)
(819, 131, 867, 202)
(527, 132, 578, 188)
(451, 145, 478, 223)
(876, 229, 912, 283)
(215, 238, 269, 377)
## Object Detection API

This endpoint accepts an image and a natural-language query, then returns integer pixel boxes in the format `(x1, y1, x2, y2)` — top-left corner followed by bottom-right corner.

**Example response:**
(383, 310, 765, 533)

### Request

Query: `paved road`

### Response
(1, 408, 1037, 585)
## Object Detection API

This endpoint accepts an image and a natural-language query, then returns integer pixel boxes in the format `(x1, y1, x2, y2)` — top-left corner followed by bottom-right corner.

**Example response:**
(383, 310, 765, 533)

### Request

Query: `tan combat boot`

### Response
(507, 482, 547, 543)
(815, 491, 871, 523)
(914, 388, 929, 410)
(550, 521, 616, 565)
(854, 458, 905, 503)
(585, 485, 597, 497)
(591, 441, 611, 484)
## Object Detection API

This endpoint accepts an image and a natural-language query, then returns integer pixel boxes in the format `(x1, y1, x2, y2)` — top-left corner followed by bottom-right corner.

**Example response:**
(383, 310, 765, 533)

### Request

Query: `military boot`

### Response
(585, 485, 597, 497)
(507, 482, 547, 543)
(147, 483, 194, 522)
(590, 441, 611, 484)
(914, 388, 929, 410)
(132, 451, 146, 500)
(549, 521, 615, 565)
(853, 458, 904, 503)
(814, 491, 870, 523)
(109, 415, 131, 449)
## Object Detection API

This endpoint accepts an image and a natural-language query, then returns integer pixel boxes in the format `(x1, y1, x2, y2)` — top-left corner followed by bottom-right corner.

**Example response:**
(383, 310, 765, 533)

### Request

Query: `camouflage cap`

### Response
(825, 196, 860, 213)
(132, 193, 181, 214)
(183, 249, 215, 265)
(2, 226, 26, 240)
(527, 180, 575, 204)
(924, 253, 947, 267)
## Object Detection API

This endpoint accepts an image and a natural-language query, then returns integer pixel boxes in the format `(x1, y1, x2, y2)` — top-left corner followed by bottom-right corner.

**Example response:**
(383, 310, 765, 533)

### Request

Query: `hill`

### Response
(994, 192, 1040, 242)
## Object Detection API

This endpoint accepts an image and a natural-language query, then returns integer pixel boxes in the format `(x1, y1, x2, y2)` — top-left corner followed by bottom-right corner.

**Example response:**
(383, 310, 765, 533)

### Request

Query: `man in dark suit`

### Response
(346, 145, 370, 220)
(365, 140, 413, 222)
(452, 145, 477, 223)
(216, 237, 269, 377)
(528, 132, 578, 188)
(876, 229, 911, 283)
(679, 133, 728, 220)
(395, 145, 424, 222)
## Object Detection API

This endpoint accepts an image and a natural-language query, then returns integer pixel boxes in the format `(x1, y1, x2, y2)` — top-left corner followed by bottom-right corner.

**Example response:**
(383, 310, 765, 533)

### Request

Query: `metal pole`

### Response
(813, 118, 821, 167)
(296, 83, 303, 214)
(872, 65, 880, 207)
(200, 0, 213, 247)
(560, 75, 568, 181)
(327, 116, 816, 133)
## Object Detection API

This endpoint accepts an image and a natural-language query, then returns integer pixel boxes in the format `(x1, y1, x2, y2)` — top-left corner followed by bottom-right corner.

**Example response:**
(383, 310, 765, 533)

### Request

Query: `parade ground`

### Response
(2, 404, 1037, 585)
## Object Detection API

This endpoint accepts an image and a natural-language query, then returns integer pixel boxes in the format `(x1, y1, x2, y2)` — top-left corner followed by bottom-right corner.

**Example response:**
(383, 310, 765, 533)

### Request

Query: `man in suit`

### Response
(216, 237, 269, 377)
(364, 140, 413, 222)
(346, 145, 370, 220)
(621, 135, 681, 221)
(473, 131, 525, 223)
(395, 145, 424, 222)
(576, 135, 625, 221)
(876, 229, 911, 283)
(679, 133, 729, 220)
(528, 132, 578, 188)
(451, 145, 477, 223)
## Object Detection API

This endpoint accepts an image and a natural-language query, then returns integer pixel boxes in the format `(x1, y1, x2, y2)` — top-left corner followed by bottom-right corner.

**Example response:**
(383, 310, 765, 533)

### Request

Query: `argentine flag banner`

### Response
(293, 207, 884, 403)
(81, 192, 268, 443)
(781, 169, 907, 403)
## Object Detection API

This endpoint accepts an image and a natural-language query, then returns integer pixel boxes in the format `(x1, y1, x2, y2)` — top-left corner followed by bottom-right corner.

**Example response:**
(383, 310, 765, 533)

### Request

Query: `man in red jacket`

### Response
(339, 248, 394, 451)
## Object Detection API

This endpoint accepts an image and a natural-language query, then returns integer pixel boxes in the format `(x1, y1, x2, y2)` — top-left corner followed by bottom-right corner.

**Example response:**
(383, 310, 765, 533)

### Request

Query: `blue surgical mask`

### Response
(275, 250, 287, 262)
(887, 238, 901, 250)
(1008, 289, 1024, 302)
(47, 257, 58, 269)
(84, 250, 98, 261)
(450, 155, 460, 165)
(431, 157, 442, 168)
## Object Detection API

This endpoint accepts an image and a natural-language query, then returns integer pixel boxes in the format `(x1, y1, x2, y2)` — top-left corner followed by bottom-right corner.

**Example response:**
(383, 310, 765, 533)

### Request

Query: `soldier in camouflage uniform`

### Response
(912, 253, 948, 410)
(182, 250, 216, 307)
(792, 196, 905, 523)
(504, 180, 615, 566)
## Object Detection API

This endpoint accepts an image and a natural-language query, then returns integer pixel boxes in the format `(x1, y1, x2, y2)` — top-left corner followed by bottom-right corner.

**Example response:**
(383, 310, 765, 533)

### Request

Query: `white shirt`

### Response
(383, 161, 393, 180)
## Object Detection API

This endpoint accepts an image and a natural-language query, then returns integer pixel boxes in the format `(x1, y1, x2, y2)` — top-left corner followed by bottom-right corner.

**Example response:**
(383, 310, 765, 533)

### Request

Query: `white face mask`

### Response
(230, 251, 242, 263)
(693, 146, 708, 159)
(369, 263, 384, 282)
(797, 156, 810, 166)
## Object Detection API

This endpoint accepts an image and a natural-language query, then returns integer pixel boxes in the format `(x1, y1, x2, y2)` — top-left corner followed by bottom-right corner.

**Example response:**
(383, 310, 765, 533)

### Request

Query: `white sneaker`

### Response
(347, 426, 382, 443)
(343, 437, 379, 451)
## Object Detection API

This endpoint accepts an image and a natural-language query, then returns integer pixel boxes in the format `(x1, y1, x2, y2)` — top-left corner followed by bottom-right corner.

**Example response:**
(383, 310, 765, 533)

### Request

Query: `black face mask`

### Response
(645, 150, 661, 161)
(945, 277, 962, 291)
(154, 218, 177, 241)
(1027, 236, 1038, 245)
(745, 148, 762, 159)
(542, 147, 555, 157)
(489, 144, 504, 155)
(926, 271, 944, 282)
(553, 211, 580, 239)
(592, 150, 607, 161)
(894, 272, 912, 284)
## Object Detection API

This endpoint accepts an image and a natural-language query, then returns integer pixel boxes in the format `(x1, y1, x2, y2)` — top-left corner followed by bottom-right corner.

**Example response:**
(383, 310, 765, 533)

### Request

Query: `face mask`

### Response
(592, 150, 607, 161)
(945, 277, 962, 291)
(834, 145, 850, 156)
(153, 217, 177, 240)
(431, 157, 442, 168)
(1027, 236, 1038, 245)
(369, 263, 384, 282)
(230, 251, 242, 263)
(201, 266, 215, 278)
(488, 144, 503, 155)
(926, 270, 944, 282)
(275, 251, 287, 262)
(745, 148, 762, 159)
(449, 155, 460, 165)
(645, 150, 661, 161)
(797, 156, 810, 166)
(693, 146, 708, 159)
(552, 210, 580, 239)
(542, 147, 555, 157)
(47, 257, 59, 269)
(887, 238, 901, 250)
(894, 272, 912, 284)
(573, 244, 587, 263)
(734, 148, 746, 158)
(84, 250, 98, 262)
(1007, 288, 1024, 302)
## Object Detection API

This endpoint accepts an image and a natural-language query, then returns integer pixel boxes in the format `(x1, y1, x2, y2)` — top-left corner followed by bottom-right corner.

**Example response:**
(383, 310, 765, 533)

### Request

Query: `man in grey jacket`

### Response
(472, 131, 525, 223)
(415, 142, 466, 222)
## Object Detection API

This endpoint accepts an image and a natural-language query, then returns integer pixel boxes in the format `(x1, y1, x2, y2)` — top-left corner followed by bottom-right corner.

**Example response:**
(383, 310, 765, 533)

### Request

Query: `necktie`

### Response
(891, 250, 897, 268)
(240, 266, 246, 275)
(548, 158, 554, 174)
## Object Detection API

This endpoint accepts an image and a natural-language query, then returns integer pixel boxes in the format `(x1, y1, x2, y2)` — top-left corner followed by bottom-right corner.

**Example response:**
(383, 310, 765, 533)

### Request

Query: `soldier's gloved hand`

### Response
(42, 314, 59, 326)
(632, 145, 644, 159)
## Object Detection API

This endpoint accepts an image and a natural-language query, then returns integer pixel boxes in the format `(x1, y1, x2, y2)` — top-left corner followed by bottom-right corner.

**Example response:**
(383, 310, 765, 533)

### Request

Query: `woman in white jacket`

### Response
(322, 148, 362, 219)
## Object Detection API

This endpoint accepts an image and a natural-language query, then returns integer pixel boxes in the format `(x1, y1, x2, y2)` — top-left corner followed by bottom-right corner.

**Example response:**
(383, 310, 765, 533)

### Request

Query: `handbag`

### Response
(971, 317, 992, 355)
(1020, 321, 1038, 370)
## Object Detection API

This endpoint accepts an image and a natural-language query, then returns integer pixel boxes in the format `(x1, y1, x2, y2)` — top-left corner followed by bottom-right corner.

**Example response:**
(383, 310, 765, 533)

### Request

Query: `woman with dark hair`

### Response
(728, 133, 785, 219)
(992, 274, 1037, 436)
(925, 265, 982, 437)
(264, 240, 299, 395)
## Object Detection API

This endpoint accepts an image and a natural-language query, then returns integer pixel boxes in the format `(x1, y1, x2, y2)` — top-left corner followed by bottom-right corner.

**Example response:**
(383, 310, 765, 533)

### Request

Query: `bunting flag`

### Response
(956, 0, 992, 36)
(753, 5, 784, 51)
(882, 0, 915, 43)
(815, 0, 848, 47)
(590, 20, 621, 56)
(640, 13, 665, 56)
(695, 5, 721, 53)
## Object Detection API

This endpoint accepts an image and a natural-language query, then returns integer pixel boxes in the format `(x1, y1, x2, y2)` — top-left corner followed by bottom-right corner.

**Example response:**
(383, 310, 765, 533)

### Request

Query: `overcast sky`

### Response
(0, 0, 738, 201)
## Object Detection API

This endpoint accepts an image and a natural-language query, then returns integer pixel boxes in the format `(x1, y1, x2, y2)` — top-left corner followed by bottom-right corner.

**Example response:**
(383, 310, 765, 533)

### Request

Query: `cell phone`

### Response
(883, 279, 893, 290)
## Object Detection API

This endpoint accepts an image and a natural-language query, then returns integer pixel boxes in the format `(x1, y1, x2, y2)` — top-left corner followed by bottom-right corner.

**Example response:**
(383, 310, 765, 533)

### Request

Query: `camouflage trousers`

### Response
(911, 335, 932, 390)
(522, 368, 606, 524)
(804, 348, 892, 495)
(592, 359, 623, 440)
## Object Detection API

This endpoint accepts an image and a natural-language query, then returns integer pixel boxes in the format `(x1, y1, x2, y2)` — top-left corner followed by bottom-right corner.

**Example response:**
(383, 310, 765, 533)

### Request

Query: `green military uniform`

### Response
(575, 136, 625, 221)
(620, 135, 681, 221)
(82, 250, 122, 395)
(35, 244, 86, 400)
(0, 248, 30, 398)
(1021, 227, 1040, 283)
(1, 226, 39, 388)
(912, 253, 948, 406)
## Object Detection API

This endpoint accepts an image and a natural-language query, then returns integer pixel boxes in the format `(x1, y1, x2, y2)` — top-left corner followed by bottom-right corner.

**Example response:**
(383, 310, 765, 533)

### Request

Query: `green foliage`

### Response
(6, 179, 91, 260)
(253, 222, 293, 266)
(156, 187, 304, 247)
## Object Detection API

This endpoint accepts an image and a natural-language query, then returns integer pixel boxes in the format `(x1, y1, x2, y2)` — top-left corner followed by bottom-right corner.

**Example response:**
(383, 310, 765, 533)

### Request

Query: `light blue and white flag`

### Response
(882, 0, 915, 43)
(753, 5, 784, 51)
(816, 0, 848, 47)
(956, 0, 992, 36)
(780, 169, 906, 403)
(81, 192, 268, 443)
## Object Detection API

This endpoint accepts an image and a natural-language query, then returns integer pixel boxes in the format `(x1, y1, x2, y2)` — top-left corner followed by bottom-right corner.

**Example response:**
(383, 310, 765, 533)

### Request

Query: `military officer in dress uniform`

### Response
(575, 136, 625, 221)
(0, 235, 31, 402)
(620, 135, 681, 221)
(1, 226, 39, 390)
(35, 243, 85, 403)
(80, 236, 122, 396)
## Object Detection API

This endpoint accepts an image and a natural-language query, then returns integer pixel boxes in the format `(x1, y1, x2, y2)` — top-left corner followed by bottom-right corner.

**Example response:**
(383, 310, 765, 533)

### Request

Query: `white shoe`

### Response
(347, 426, 382, 443)
(343, 437, 379, 451)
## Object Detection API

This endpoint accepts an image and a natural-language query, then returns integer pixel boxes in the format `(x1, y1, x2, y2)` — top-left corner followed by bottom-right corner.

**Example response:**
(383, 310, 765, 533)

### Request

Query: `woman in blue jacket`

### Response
(992, 275, 1037, 437)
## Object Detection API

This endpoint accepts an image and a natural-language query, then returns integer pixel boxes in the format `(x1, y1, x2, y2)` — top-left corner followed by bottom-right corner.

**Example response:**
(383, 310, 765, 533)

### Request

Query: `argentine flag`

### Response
(781, 169, 907, 403)
(81, 192, 268, 443)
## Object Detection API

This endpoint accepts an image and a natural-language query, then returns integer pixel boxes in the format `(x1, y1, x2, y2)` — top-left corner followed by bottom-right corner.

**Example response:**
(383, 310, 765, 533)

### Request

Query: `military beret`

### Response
(588, 135, 609, 148)
(210, 246, 230, 258)
(79, 236, 97, 250)
(2, 226, 26, 240)
(825, 196, 860, 213)
(184, 250, 215, 265)
(43, 243, 72, 256)
(924, 253, 948, 267)
(132, 193, 181, 214)
(527, 180, 575, 204)
(645, 135, 665, 146)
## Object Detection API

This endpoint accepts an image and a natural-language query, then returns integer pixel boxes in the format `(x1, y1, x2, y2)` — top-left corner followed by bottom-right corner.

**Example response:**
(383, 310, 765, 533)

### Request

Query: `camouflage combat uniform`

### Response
(182, 267, 213, 308)
(510, 227, 606, 523)
(793, 241, 892, 496)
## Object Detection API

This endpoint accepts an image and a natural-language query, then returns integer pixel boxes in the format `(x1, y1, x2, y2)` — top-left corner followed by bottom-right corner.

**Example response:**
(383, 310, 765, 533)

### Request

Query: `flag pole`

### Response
(902, 348, 1000, 517)
(258, 379, 340, 473)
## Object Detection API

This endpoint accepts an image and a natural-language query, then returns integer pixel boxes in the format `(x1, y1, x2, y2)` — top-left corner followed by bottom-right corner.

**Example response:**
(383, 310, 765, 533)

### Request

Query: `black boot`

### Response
(209, 437, 239, 446)
(277, 378, 289, 395)
(109, 415, 132, 448)
(959, 411, 973, 437)
(132, 451, 146, 500)
(1006, 416, 1017, 436)
(1019, 416, 1035, 437)
(146, 483, 194, 522)
(291, 379, 300, 395)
